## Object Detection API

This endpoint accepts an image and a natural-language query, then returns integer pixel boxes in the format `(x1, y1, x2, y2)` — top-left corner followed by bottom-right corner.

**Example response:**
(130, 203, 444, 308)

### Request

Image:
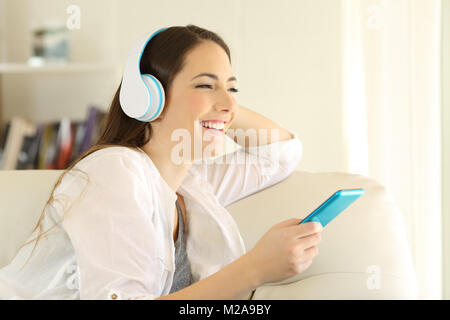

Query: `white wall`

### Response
(1, 0, 346, 171)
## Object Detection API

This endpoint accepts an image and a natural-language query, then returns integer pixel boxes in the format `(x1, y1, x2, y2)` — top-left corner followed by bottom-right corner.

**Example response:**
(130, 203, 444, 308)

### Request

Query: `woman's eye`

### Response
(196, 84, 213, 89)
(196, 84, 239, 93)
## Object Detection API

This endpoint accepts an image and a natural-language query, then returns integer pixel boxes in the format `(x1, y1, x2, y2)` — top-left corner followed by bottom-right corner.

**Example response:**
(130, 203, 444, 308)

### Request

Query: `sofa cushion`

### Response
(251, 272, 417, 300)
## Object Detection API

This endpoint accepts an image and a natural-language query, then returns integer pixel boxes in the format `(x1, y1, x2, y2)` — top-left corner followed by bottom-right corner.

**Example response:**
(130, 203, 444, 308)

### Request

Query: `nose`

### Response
(214, 87, 238, 116)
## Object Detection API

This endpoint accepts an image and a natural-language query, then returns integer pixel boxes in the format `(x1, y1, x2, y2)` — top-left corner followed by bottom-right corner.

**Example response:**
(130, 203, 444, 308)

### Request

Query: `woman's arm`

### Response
(156, 252, 260, 300)
(227, 105, 294, 148)
(157, 217, 323, 300)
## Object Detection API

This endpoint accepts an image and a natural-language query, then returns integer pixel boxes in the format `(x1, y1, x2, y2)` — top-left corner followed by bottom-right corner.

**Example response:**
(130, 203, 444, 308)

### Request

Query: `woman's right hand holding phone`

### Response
(245, 218, 323, 286)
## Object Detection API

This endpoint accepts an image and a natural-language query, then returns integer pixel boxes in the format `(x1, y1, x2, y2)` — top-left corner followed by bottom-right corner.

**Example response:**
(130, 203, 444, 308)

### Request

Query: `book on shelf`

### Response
(0, 117, 36, 170)
(0, 105, 106, 170)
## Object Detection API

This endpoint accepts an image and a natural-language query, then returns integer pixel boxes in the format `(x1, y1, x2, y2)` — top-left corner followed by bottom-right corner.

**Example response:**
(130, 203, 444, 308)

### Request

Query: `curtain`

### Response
(342, 0, 442, 299)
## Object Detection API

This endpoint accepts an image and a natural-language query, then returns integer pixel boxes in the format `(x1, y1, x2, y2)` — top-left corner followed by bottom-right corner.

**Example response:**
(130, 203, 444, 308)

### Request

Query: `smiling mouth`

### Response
(201, 126, 225, 133)
(199, 122, 226, 135)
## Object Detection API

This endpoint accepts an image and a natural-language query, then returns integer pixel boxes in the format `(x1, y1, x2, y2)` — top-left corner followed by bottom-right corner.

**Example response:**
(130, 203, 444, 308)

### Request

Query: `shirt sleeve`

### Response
(60, 149, 164, 300)
(188, 127, 303, 208)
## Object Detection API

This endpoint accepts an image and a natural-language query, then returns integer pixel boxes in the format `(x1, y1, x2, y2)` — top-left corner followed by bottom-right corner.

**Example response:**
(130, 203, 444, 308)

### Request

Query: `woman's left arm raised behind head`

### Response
(226, 105, 294, 148)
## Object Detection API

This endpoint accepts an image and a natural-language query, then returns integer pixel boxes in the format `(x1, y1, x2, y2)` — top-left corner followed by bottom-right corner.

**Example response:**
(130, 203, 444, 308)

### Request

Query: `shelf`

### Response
(0, 62, 121, 74)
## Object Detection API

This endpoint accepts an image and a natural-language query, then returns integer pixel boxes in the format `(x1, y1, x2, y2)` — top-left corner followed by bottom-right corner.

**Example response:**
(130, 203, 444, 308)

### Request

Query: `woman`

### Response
(0, 25, 322, 300)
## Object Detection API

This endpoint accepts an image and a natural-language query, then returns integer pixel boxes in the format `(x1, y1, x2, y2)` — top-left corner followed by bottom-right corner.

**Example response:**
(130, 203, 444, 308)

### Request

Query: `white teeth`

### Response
(201, 121, 224, 130)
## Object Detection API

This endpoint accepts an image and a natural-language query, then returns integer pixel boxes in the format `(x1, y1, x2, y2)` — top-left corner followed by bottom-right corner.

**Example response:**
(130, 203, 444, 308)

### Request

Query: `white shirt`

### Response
(0, 130, 302, 300)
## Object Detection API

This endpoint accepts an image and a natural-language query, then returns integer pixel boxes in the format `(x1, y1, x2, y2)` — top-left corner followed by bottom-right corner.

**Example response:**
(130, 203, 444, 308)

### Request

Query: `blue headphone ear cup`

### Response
(137, 74, 166, 122)
(119, 27, 168, 121)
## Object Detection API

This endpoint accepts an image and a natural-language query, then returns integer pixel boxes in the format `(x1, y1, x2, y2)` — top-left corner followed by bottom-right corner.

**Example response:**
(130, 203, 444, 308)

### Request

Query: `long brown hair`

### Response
(18, 24, 232, 270)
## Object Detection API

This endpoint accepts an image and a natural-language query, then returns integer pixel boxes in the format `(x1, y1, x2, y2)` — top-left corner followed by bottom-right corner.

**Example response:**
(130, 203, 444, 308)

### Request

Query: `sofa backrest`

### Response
(0, 170, 63, 268)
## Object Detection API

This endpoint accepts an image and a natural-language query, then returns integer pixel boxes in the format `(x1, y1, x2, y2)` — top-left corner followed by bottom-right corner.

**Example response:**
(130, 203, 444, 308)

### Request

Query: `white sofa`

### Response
(0, 169, 418, 299)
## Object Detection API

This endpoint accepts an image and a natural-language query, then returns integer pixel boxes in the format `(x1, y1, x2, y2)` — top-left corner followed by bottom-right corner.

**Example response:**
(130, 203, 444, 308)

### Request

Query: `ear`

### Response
(153, 113, 165, 121)
(157, 106, 169, 121)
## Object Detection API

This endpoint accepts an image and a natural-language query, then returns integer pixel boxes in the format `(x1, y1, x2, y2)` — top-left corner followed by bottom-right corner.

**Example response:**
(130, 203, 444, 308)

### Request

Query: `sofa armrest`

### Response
(226, 171, 418, 299)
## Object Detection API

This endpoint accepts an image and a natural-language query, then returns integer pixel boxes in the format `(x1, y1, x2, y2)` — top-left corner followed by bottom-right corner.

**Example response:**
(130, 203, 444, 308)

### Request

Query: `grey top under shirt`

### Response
(168, 199, 193, 294)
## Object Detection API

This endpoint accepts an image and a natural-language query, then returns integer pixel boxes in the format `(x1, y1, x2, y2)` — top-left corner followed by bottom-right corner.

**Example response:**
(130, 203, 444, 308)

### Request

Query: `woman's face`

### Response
(151, 40, 239, 163)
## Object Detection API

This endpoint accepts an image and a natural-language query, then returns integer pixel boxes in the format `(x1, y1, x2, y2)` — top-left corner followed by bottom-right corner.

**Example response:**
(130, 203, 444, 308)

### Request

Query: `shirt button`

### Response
(111, 293, 118, 300)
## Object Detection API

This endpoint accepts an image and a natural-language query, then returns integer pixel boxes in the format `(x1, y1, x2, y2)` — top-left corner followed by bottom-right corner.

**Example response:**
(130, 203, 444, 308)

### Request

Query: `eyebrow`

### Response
(191, 73, 237, 82)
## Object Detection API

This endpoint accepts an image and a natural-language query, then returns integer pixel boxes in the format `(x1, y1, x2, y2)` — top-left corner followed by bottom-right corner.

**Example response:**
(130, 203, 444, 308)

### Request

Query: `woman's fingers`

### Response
(276, 218, 303, 228)
(302, 245, 319, 260)
(286, 221, 322, 239)
(297, 232, 321, 251)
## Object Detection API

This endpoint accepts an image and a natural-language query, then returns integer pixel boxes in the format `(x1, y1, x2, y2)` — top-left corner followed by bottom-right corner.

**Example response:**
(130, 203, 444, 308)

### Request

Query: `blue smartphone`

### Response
(298, 189, 365, 227)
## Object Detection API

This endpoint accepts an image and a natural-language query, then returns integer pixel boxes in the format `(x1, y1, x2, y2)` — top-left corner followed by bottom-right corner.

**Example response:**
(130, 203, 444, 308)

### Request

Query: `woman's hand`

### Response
(245, 218, 322, 285)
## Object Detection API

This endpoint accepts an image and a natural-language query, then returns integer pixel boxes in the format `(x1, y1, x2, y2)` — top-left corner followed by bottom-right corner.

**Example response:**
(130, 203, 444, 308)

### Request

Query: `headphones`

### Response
(119, 27, 168, 122)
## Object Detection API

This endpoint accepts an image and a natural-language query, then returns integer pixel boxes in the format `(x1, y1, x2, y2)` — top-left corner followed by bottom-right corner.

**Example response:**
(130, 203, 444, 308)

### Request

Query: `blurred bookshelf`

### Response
(0, 61, 119, 170)
(0, 105, 106, 170)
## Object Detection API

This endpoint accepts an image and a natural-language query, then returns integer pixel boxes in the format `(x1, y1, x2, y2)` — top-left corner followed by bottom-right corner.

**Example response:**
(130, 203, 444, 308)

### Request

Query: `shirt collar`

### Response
(136, 147, 178, 204)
